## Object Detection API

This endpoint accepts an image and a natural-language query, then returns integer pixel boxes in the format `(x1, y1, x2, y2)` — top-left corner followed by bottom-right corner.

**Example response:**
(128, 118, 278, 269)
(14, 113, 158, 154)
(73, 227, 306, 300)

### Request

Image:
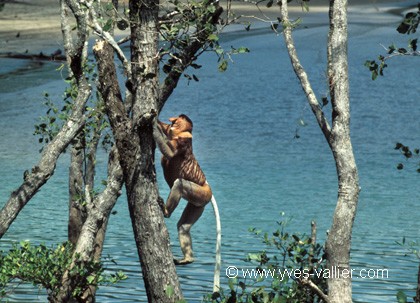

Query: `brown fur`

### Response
(154, 114, 213, 264)
(158, 116, 209, 190)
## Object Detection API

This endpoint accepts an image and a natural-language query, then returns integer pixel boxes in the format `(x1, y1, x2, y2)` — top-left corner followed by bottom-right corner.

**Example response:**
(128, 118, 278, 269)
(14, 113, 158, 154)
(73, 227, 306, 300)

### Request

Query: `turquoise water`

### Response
(1, 3, 420, 302)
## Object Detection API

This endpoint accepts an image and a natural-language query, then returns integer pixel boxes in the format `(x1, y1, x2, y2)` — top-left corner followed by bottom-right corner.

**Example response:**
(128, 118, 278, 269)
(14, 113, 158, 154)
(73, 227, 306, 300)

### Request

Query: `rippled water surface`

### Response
(1, 3, 420, 302)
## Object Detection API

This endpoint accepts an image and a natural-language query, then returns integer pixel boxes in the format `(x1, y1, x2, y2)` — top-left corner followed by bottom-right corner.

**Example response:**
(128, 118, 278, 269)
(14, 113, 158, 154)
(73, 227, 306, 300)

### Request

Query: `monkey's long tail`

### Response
(210, 194, 221, 293)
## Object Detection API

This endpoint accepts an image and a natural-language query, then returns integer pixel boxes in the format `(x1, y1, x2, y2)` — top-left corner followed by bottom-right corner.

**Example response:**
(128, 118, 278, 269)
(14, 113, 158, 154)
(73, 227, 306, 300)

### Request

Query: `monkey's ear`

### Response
(169, 117, 178, 122)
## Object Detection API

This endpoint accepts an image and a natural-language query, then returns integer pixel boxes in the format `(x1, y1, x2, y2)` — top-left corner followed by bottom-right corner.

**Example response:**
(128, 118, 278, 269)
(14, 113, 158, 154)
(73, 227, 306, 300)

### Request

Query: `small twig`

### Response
(117, 36, 130, 45)
(159, 10, 181, 22)
(300, 278, 330, 303)
(85, 0, 131, 78)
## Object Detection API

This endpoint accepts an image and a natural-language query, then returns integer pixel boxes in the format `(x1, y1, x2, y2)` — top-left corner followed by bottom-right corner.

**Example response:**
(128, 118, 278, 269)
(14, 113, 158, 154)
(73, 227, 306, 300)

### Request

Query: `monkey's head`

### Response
(168, 114, 193, 138)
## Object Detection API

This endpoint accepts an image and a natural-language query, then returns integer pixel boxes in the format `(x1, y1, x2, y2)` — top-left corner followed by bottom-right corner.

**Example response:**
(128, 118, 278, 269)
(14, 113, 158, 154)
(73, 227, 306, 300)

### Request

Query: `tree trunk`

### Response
(280, 0, 359, 302)
(325, 1, 360, 302)
(69, 135, 87, 245)
(54, 1, 124, 301)
(54, 148, 123, 303)
(127, 1, 183, 298)
(94, 37, 183, 302)
(416, 263, 420, 303)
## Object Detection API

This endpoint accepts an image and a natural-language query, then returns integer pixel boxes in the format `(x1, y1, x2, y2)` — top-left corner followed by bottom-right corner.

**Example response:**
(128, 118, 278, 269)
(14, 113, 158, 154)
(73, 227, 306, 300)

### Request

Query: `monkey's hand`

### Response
(138, 109, 157, 127)
(157, 196, 165, 210)
(157, 196, 171, 218)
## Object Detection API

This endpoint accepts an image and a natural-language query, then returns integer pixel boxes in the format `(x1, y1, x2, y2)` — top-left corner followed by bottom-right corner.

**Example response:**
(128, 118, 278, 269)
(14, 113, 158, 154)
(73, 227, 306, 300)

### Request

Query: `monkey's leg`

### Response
(165, 179, 212, 218)
(175, 202, 205, 265)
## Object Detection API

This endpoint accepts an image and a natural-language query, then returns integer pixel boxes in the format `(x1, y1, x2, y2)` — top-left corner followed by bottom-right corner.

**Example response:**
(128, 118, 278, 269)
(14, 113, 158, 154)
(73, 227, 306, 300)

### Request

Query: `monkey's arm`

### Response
(153, 120, 176, 159)
(158, 120, 171, 136)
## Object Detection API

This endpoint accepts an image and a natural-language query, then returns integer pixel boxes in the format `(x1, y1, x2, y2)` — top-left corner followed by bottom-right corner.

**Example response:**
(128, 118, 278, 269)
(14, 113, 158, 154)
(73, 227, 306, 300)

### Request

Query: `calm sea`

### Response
(0, 3, 419, 302)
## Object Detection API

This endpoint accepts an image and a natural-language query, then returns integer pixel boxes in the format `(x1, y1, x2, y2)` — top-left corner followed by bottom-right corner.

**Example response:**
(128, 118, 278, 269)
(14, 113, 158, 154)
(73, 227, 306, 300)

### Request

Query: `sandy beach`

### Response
(0, 0, 414, 55)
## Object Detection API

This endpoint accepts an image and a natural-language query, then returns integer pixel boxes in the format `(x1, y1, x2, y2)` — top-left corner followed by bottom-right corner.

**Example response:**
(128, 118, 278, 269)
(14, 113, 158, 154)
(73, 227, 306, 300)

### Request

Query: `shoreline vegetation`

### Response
(0, 0, 415, 60)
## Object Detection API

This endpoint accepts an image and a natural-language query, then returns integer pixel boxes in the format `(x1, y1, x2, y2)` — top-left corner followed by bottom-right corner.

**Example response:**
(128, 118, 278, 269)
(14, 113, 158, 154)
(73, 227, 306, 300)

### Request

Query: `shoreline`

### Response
(0, 0, 415, 56)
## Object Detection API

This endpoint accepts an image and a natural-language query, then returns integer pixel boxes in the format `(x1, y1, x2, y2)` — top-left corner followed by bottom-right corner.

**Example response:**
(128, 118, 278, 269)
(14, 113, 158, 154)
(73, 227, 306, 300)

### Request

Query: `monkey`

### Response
(153, 114, 213, 265)
(153, 113, 222, 292)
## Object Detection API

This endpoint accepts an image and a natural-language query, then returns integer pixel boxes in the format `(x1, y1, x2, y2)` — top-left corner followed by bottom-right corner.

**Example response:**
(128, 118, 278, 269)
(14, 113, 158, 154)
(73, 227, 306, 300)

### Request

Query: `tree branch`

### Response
(57, 148, 123, 301)
(300, 278, 331, 303)
(0, 82, 90, 238)
(157, 3, 224, 112)
(279, 0, 332, 142)
(85, 0, 132, 78)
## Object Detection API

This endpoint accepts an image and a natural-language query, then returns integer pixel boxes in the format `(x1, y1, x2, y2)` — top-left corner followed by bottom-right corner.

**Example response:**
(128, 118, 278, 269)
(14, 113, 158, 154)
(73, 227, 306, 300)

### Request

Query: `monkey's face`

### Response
(168, 116, 192, 138)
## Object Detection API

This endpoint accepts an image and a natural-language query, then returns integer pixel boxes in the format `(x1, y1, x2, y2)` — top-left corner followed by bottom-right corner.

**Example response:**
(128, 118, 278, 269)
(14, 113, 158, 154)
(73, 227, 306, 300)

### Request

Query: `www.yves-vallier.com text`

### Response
(225, 266, 389, 280)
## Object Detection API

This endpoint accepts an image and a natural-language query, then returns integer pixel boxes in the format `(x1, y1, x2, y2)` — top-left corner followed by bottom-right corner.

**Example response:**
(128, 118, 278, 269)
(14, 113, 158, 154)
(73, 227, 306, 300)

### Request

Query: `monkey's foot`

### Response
(174, 258, 194, 265)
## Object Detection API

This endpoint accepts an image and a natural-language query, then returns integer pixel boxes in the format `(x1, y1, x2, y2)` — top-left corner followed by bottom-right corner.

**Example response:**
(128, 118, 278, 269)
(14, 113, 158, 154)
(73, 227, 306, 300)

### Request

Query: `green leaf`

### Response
(388, 44, 396, 54)
(207, 4, 216, 13)
(218, 60, 228, 72)
(165, 285, 174, 298)
(228, 277, 237, 290)
(208, 34, 219, 41)
(190, 63, 202, 69)
(395, 142, 403, 150)
(409, 38, 418, 51)
(396, 290, 407, 303)
(397, 22, 410, 34)
(86, 275, 95, 284)
(237, 47, 250, 54)
(248, 253, 261, 261)
(103, 19, 113, 32)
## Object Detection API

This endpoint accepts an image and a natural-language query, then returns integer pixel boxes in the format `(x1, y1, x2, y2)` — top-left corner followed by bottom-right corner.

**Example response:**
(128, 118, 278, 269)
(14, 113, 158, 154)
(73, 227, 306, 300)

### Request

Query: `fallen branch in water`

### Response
(0, 49, 66, 62)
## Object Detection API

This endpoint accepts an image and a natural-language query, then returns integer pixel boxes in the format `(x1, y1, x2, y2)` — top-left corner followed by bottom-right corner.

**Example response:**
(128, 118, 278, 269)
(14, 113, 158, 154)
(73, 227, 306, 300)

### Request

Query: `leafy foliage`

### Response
(397, 290, 408, 303)
(34, 61, 113, 153)
(366, 3, 420, 79)
(394, 238, 420, 303)
(394, 142, 420, 173)
(158, 0, 249, 76)
(0, 241, 126, 301)
(206, 216, 326, 303)
(396, 4, 420, 35)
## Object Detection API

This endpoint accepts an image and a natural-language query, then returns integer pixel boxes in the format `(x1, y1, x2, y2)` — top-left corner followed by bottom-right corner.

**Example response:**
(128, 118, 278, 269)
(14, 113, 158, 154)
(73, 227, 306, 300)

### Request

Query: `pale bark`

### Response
(279, 3, 332, 142)
(280, 0, 360, 302)
(0, 0, 91, 237)
(68, 135, 87, 246)
(416, 264, 420, 303)
(56, 1, 125, 301)
(0, 82, 89, 238)
(54, 148, 123, 303)
(325, 2, 359, 303)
